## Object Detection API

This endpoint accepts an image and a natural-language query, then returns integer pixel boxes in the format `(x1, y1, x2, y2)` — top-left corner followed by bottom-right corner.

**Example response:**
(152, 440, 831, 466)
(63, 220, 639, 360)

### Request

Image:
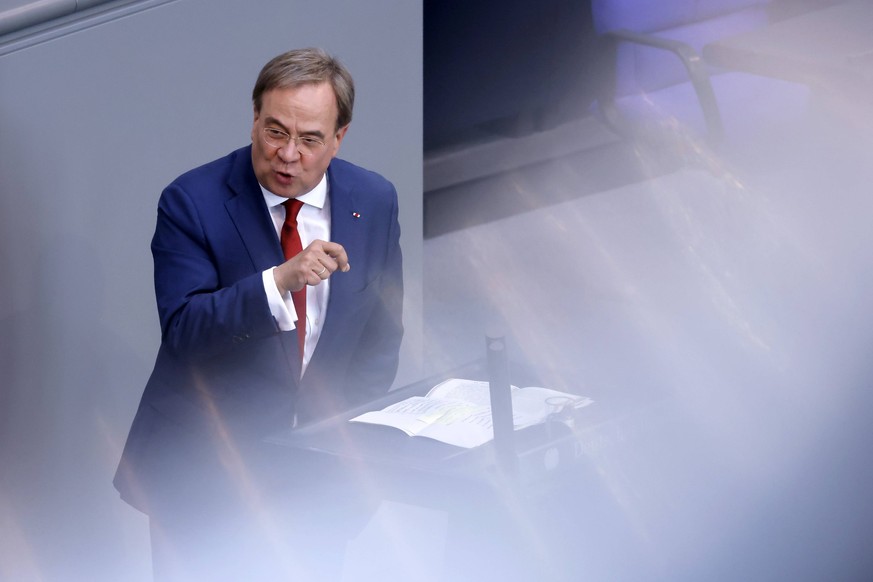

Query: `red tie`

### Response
(281, 199, 306, 361)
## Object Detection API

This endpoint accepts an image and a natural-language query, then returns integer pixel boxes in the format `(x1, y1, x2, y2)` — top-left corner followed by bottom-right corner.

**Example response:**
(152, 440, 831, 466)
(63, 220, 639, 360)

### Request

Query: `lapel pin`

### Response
(352, 212, 361, 219)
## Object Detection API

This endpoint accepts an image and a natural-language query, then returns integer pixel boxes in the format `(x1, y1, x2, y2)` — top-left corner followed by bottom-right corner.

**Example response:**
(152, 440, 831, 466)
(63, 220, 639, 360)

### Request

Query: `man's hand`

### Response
(273, 240, 350, 294)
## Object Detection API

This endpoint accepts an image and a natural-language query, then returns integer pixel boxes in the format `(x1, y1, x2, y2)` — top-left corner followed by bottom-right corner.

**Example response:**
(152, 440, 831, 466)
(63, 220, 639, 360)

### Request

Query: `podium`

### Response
(265, 359, 598, 581)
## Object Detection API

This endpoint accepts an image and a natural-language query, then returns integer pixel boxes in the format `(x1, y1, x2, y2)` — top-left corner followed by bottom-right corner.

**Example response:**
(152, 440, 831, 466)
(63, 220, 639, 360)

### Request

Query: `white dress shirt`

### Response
(259, 174, 331, 375)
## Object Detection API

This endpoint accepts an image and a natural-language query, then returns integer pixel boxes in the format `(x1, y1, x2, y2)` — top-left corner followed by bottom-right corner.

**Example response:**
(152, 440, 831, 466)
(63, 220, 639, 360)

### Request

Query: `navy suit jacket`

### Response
(114, 146, 403, 514)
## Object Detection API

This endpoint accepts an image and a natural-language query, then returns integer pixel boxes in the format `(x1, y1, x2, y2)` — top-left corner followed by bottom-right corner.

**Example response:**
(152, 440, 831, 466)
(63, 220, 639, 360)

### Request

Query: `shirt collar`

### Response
(260, 172, 328, 209)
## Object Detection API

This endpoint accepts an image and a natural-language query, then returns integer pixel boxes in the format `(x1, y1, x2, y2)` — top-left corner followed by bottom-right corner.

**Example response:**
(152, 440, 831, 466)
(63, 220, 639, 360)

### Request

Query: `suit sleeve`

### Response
(152, 183, 278, 362)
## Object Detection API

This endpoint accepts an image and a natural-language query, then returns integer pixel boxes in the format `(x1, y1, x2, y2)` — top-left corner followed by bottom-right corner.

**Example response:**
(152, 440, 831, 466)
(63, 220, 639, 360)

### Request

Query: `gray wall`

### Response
(0, 1, 422, 580)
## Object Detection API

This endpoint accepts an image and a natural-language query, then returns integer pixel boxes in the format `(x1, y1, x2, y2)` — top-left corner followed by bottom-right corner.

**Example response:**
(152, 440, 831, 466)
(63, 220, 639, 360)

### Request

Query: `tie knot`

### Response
(282, 198, 304, 228)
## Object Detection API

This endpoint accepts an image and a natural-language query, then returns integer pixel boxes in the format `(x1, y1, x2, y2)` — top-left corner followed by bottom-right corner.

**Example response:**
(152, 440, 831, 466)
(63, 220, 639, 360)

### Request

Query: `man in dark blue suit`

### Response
(114, 48, 403, 580)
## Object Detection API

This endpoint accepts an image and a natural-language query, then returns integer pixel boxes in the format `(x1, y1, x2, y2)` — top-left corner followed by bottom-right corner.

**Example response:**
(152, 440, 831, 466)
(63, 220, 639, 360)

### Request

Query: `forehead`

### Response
(258, 83, 337, 128)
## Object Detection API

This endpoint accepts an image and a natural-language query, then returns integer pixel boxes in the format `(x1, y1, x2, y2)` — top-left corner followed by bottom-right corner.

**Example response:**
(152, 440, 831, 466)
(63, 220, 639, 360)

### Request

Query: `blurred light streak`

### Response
(0, 498, 45, 582)
(193, 374, 306, 578)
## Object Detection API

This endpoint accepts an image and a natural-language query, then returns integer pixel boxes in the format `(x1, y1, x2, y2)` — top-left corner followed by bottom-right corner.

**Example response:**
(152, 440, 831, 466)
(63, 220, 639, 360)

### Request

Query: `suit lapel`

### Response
(305, 163, 359, 371)
(224, 147, 301, 379)
(224, 146, 284, 272)
(326, 163, 358, 262)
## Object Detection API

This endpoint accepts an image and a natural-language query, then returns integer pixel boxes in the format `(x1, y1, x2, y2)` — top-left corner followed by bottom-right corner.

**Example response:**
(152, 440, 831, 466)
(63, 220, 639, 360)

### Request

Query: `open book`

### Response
(349, 378, 593, 449)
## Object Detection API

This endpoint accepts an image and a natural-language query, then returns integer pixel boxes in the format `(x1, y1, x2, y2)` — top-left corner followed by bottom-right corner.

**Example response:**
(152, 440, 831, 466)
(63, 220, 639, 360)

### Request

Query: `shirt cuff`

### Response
(263, 268, 298, 332)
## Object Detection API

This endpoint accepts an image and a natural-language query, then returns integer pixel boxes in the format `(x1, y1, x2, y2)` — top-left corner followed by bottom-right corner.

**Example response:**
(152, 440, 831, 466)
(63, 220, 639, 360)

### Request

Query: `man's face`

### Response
(251, 83, 348, 198)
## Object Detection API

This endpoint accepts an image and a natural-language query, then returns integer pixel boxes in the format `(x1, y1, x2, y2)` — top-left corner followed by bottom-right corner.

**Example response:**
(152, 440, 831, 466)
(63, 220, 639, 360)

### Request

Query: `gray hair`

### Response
(252, 47, 355, 130)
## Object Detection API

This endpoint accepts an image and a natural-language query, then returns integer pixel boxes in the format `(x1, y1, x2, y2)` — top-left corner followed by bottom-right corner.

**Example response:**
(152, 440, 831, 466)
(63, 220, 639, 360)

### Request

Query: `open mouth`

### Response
(274, 169, 295, 184)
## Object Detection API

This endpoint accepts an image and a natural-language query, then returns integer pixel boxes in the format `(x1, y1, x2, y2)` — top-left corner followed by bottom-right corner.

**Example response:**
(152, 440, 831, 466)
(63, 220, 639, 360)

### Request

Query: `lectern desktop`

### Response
(265, 356, 597, 581)
(266, 358, 587, 495)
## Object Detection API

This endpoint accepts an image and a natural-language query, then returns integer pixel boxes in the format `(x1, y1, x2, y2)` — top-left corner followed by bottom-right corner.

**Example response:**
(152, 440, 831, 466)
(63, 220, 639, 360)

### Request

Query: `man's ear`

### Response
(251, 106, 260, 143)
(332, 125, 350, 155)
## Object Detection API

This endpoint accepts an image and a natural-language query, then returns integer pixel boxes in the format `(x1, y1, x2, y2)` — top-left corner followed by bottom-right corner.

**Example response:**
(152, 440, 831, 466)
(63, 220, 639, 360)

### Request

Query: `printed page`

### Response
(415, 405, 495, 448)
(350, 396, 493, 447)
(427, 379, 594, 429)
(425, 378, 498, 406)
(350, 379, 595, 449)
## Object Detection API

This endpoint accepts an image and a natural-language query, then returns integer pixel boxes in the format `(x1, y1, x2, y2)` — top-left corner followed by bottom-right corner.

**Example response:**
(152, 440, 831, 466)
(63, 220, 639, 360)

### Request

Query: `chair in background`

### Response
(591, 0, 810, 151)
